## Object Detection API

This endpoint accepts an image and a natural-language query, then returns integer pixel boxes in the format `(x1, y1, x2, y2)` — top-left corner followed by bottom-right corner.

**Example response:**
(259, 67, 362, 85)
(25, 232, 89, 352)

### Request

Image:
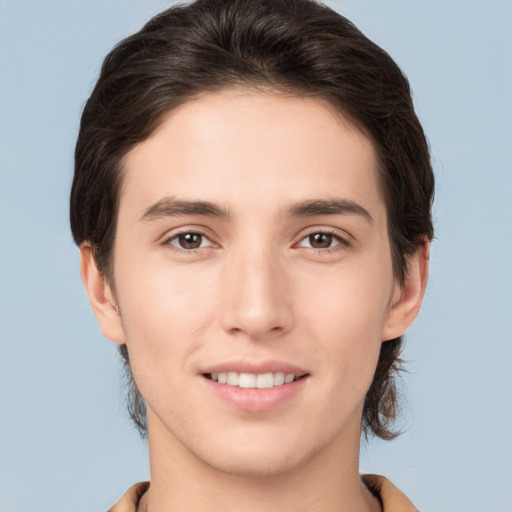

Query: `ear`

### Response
(79, 243, 126, 344)
(382, 242, 430, 341)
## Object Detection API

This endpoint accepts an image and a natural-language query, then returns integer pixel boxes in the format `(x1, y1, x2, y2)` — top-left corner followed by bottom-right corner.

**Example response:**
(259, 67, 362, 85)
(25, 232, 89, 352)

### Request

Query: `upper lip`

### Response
(201, 360, 309, 376)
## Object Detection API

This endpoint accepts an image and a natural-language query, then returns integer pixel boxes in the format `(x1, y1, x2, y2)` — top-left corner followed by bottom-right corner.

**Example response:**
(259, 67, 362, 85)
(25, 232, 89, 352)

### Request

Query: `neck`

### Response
(142, 412, 380, 512)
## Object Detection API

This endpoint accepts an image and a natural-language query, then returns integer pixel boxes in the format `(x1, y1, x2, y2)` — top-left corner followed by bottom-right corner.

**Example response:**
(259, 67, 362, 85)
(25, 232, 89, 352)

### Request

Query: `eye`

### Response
(166, 231, 212, 250)
(297, 231, 348, 250)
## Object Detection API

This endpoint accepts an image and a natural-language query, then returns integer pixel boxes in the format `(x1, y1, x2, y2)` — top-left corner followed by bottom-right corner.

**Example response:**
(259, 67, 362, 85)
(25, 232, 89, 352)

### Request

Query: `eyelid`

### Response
(294, 227, 352, 250)
(159, 225, 352, 252)
(161, 226, 218, 250)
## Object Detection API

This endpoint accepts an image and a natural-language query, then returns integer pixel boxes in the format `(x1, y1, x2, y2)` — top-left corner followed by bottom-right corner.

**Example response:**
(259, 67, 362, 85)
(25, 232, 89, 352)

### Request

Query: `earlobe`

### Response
(79, 243, 126, 344)
(382, 242, 430, 341)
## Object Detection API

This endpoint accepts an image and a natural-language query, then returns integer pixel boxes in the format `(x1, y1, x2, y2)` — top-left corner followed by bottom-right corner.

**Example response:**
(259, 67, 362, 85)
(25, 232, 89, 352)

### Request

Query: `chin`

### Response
(185, 424, 334, 479)
(199, 445, 308, 478)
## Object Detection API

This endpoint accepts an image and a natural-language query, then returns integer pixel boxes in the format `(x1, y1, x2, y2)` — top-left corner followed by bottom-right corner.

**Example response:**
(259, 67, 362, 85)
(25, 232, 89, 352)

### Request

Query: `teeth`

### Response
(256, 373, 273, 388)
(273, 372, 285, 386)
(226, 372, 237, 385)
(239, 373, 256, 388)
(210, 371, 300, 388)
(284, 373, 295, 384)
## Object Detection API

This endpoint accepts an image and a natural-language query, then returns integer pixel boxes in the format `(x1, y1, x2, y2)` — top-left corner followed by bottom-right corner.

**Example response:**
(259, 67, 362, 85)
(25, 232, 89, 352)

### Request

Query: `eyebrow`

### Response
(140, 197, 230, 221)
(288, 199, 373, 224)
(140, 196, 373, 224)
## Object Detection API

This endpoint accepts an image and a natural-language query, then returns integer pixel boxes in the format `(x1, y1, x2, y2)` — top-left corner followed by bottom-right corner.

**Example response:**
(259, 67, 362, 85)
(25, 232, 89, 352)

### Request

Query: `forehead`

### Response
(120, 89, 384, 221)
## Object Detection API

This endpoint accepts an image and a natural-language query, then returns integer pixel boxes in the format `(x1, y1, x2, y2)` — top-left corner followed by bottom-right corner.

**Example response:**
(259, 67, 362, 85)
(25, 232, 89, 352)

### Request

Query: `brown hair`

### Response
(70, 0, 434, 439)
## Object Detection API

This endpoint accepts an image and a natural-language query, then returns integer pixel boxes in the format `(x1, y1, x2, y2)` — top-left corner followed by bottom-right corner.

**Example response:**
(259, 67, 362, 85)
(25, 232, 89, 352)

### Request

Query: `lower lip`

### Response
(201, 376, 308, 412)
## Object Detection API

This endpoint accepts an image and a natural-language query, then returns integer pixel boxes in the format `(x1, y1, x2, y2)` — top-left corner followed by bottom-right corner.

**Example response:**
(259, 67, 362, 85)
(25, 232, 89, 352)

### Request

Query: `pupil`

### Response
(179, 233, 202, 249)
(310, 233, 332, 248)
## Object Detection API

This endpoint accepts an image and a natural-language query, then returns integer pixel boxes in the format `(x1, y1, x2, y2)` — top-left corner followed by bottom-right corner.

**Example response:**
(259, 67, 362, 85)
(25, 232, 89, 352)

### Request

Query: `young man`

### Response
(71, 0, 434, 510)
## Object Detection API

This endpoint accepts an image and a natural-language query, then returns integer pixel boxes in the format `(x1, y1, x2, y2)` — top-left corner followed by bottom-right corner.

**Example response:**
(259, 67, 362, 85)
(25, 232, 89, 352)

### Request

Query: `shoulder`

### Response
(108, 482, 149, 512)
(362, 474, 419, 512)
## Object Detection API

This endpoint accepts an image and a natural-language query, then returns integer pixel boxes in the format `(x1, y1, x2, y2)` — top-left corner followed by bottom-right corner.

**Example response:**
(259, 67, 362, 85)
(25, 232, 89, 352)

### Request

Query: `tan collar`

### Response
(362, 474, 418, 512)
(109, 475, 418, 512)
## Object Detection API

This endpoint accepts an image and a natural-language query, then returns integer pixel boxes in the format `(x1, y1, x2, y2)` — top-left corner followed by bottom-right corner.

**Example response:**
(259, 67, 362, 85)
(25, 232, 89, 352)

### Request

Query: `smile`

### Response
(206, 371, 302, 389)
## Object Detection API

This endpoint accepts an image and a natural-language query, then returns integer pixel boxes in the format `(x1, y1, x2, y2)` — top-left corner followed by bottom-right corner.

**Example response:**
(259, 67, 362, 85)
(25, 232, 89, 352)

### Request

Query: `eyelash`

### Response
(295, 229, 351, 254)
(162, 229, 215, 253)
(162, 228, 351, 254)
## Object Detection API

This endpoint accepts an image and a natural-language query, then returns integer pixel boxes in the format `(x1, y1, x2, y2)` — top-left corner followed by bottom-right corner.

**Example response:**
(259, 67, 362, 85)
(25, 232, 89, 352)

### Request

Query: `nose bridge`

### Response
(220, 237, 292, 339)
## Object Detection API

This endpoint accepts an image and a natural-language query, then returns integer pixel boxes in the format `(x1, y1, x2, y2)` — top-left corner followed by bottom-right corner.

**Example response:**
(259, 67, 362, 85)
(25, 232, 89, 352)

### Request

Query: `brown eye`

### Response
(170, 232, 206, 250)
(179, 233, 202, 249)
(297, 231, 345, 251)
(308, 233, 333, 249)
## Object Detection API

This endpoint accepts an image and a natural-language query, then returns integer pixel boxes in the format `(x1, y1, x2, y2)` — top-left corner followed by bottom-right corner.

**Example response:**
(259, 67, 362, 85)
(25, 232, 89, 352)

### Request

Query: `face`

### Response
(88, 89, 415, 477)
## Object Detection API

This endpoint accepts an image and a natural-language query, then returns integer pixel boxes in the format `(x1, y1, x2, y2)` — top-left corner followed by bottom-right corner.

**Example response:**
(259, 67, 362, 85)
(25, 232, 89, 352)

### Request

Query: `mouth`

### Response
(204, 371, 308, 389)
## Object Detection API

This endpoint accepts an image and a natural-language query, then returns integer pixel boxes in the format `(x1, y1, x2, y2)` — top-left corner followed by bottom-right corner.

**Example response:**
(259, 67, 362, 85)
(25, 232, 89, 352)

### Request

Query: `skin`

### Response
(81, 89, 428, 512)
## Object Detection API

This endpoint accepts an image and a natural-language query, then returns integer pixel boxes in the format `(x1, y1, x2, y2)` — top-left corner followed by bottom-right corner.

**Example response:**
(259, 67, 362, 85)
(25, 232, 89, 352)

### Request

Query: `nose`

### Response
(220, 245, 294, 341)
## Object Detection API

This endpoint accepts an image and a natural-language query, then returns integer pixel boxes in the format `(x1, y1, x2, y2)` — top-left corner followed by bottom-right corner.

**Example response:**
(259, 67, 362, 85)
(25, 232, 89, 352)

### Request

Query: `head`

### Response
(71, 0, 434, 445)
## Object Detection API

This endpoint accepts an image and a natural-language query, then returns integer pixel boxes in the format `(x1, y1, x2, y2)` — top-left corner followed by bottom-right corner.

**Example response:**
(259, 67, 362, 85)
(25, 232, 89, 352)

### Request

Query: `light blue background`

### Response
(1, 1, 511, 511)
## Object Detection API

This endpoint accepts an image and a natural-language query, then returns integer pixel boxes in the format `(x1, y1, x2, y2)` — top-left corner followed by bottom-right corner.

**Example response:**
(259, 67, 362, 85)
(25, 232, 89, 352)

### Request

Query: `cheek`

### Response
(296, 263, 392, 379)
(114, 261, 217, 377)
(113, 267, 218, 419)
(299, 262, 392, 334)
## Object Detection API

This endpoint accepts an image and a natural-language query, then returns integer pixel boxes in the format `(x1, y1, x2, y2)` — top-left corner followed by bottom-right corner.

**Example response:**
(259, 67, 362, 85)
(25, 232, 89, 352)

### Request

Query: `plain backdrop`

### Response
(1, 1, 511, 511)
